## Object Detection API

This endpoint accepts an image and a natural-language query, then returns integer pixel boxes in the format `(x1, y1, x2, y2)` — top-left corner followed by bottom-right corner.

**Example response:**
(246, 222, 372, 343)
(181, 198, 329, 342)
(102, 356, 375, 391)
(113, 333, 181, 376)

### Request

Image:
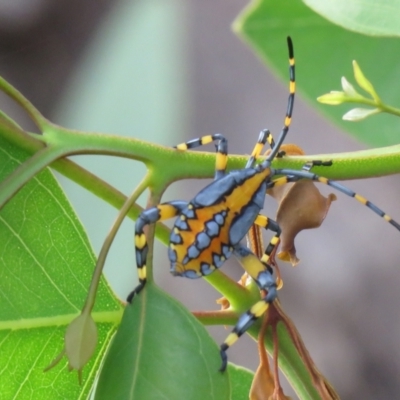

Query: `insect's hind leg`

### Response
(174, 133, 228, 180)
(127, 200, 188, 303)
(219, 245, 278, 371)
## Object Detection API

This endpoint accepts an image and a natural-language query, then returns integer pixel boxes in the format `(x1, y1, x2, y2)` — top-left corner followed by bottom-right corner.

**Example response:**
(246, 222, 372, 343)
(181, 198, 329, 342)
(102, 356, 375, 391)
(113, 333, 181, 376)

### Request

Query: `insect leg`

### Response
(246, 129, 274, 168)
(253, 214, 281, 267)
(219, 245, 278, 371)
(127, 200, 188, 302)
(174, 133, 228, 179)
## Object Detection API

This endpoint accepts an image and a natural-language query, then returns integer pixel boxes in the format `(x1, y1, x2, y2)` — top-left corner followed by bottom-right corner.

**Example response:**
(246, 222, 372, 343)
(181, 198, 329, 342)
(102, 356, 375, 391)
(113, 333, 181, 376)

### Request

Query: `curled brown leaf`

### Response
(267, 144, 336, 265)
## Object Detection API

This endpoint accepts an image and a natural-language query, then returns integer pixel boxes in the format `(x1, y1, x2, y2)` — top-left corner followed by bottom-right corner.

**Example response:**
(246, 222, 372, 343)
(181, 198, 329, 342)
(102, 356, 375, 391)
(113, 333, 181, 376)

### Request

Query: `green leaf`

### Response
(234, 0, 400, 147)
(303, 0, 400, 37)
(0, 134, 122, 398)
(95, 283, 230, 400)
(228, 364, 254, 400)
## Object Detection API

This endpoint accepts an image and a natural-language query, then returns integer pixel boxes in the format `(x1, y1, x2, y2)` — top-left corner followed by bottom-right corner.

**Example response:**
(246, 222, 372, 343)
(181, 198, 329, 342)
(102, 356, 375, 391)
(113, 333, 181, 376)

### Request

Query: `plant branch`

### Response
(192, 310, 238, 325)
(0, 75, 48, 131)
(82, 175, 151, 313)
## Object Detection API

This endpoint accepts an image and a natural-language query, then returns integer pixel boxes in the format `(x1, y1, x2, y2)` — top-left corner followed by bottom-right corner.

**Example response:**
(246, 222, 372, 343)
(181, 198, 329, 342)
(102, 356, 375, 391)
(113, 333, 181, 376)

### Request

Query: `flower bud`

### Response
(341, 77, 359, 97)
(317, 91, 348, 105)
(65, 312, 98, 372)
(45, 312, 98, 383)
(352, 60, 380, 102)
(343, 107, 380, 121)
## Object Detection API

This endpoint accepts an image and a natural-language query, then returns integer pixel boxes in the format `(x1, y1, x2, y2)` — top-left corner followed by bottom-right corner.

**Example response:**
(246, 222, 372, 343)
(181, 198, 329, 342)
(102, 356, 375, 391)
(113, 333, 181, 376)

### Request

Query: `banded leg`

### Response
(219, 245, 278, 371)
(246, 132, 279, 269)
(246, 129, 274, 168)
(127, 200, 188, 302)
(174, 133, 228, 179)
(270, 169, 400, 231)
(253, 214, 281, 268)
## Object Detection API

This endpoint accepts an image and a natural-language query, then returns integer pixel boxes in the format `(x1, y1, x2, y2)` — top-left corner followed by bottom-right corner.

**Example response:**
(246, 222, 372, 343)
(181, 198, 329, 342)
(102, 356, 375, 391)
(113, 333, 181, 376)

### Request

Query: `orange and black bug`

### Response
(127, 37, 400, 371)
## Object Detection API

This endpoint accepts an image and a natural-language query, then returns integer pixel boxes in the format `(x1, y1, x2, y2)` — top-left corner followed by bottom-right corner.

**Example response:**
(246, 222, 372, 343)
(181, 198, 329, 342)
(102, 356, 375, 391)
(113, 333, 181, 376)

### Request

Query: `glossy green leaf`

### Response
(234, 0, 400, 147)
(228, 364, 253, 400)
(0, 134, 122, 398)
(303, 0, 400, 37)
(95, 283, 230, 400)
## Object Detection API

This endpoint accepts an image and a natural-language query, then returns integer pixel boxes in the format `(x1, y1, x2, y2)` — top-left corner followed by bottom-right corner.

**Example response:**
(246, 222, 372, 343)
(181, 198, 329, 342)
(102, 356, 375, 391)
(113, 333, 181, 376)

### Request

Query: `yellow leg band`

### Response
(138, 266, 147, 281)
(355, 193, 367, 205)
(255, 214, 268, 227)
(216, 153, 227, 171)
(251, 142, 264, 158)
(176, 143, 188, 150)
(135, 233, 147, 249)
(201, 135, 213, 144)
(224, 332, 239, 347)
(159, 204, 178, 219)
(250, 300, 269, 318)
(270, 236, 280, 246)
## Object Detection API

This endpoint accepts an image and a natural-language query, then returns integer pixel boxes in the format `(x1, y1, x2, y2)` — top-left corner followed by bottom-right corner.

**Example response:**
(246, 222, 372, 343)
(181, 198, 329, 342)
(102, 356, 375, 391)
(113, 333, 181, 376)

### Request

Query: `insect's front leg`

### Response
(174, 133, 228, 180)
(127, 200, 188, 302)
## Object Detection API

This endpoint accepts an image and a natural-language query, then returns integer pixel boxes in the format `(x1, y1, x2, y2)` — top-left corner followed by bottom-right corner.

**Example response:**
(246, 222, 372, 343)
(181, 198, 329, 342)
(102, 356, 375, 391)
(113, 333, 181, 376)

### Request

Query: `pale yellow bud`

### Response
(352, 61, 380, 102)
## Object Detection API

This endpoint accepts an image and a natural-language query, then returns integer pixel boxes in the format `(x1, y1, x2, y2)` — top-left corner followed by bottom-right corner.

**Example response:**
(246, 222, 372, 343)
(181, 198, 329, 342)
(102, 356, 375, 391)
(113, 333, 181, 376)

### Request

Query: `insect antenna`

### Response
(265, 36, 295, 164)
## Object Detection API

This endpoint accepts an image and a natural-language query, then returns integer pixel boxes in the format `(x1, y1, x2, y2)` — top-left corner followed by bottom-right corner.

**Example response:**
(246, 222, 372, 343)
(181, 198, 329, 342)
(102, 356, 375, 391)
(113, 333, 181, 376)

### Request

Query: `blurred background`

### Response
(1, 0, 400, 398)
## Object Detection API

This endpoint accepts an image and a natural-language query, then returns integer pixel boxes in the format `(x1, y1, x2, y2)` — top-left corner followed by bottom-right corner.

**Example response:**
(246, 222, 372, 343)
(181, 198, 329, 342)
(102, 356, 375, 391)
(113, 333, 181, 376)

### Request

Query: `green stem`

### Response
(20, 128, 400, 181)
(192, 310, 238, 325)
(0, 75, 48, 131)
(144, 183, 171, 281)
(204, 271, 253, 310)
(82, 175, 151, 314)
(3, 115, 400, 194)
(347, 96, 400, 118)
(379, 102, 400, 118)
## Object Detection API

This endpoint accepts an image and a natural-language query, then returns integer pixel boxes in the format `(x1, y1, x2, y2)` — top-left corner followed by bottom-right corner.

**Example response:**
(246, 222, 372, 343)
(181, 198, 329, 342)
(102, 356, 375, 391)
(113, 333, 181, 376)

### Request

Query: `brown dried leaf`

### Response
(273, 301, 340, 400)
(250, 362, 275, 400)
(267, 144, 336, 265)
(269, 180, 336, 265)
(250, 309, 292, 400)
(250, 311, 275, 400)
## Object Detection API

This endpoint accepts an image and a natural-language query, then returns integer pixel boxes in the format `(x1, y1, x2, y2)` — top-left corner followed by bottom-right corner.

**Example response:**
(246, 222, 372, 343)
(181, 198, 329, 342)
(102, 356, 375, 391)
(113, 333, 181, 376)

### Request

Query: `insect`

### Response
(127, 37, 400, 372)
